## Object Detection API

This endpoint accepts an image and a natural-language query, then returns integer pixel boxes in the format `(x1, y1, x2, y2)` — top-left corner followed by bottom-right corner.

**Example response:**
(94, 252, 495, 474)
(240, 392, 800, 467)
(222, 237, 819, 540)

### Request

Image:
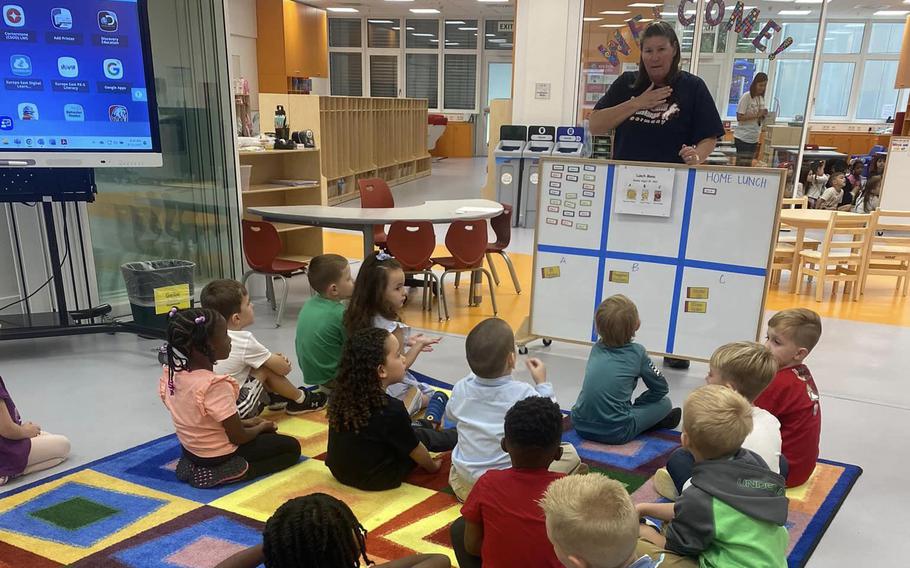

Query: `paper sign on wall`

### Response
(615, 165, 675, 217)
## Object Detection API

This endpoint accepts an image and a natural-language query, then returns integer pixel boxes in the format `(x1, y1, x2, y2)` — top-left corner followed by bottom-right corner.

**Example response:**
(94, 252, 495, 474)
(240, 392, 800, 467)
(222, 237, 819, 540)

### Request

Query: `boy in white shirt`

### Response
(201, 279, 326, 418)
(446, 318, 584, 502)
(653, 341, 782, 500)
(816, 171, 846, 210)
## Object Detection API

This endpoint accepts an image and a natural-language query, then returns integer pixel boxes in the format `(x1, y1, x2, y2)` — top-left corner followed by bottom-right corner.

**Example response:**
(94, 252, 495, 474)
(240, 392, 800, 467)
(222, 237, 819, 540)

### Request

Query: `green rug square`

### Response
(589, 467, 649, 493)
(30, 497, 119, 530)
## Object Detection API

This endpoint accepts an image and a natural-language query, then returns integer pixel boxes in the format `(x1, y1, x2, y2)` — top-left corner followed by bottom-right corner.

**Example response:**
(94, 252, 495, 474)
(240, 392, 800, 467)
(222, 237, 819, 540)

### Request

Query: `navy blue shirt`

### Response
(594, 71, 724, 164)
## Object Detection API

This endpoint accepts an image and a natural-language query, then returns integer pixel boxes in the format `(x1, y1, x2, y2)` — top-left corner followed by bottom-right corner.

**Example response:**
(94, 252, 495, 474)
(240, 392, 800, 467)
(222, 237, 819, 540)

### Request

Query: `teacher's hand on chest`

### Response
(632, 83, 673, 112)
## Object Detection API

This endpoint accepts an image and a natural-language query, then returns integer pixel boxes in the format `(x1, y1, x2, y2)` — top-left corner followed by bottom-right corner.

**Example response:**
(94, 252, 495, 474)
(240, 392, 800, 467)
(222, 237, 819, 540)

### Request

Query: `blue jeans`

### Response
(575, 395, 672, 445)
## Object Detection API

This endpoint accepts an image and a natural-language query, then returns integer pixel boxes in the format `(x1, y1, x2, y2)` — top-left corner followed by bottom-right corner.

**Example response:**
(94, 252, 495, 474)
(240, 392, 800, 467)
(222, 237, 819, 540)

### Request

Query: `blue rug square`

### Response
(563, 429, 680, 470)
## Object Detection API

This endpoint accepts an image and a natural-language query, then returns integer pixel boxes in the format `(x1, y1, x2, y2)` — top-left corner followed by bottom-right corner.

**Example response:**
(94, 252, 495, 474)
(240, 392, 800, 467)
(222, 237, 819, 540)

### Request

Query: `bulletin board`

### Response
(529, 157, 784, 361)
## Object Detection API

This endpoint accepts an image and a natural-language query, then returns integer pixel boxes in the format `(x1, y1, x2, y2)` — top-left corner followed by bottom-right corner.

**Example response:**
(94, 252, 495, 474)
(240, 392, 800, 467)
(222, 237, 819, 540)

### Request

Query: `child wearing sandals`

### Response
(344, 252, 447, 418)
(160, 308, 301, 488)
(0, 376, 70, 487)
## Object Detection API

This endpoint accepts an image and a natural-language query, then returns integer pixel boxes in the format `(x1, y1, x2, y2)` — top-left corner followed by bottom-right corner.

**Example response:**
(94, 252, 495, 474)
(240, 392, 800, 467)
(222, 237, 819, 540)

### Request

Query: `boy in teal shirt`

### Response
(296, 254, 354, 392)
(571, 295, 679, 445)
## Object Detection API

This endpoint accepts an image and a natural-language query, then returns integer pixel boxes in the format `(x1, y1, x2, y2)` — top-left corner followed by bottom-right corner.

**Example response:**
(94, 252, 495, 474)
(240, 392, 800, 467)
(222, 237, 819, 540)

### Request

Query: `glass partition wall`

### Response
(577, 0, 908, 195)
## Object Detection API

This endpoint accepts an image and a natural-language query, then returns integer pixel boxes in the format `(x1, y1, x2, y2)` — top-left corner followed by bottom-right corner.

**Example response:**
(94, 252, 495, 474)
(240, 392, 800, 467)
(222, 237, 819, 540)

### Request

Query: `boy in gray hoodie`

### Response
(636, 385, 789, 568)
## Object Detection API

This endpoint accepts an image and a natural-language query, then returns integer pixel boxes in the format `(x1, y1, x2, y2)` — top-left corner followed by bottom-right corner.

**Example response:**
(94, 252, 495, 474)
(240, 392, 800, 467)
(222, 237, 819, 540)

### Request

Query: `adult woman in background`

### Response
(734, 72, 768, 166)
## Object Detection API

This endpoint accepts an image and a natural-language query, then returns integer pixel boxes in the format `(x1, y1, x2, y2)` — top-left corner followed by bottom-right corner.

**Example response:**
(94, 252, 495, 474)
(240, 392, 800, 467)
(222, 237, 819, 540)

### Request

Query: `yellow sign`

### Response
(685, 301, 708, 314)
(609, 270, 630, 284)
(687, 287, 710, 300)
(541, 266, 561, 279)
(154, 284, 191, 314)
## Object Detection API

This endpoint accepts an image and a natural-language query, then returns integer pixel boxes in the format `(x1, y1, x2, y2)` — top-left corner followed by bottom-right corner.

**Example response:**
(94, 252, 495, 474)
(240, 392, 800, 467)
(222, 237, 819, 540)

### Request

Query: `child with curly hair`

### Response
(326, 328, 457, 491)
(215, 493, 450, 568)
(161, 308, 301, 488)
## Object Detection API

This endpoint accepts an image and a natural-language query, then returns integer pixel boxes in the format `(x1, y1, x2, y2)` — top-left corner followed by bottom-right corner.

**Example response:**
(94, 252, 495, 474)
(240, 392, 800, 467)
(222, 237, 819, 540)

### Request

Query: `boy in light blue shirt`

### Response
(446, 318, 583, 501)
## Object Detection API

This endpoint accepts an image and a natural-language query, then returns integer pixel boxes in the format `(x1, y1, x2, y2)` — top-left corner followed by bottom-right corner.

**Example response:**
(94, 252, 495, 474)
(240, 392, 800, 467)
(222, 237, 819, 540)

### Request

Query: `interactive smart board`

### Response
(530, 158, 783, 360)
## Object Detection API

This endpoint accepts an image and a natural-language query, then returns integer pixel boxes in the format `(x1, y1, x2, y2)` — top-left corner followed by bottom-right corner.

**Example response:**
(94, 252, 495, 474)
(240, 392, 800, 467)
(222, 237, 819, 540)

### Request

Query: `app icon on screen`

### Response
(131, 88, 147, 102)
(17, 103, 37, 121)
(109, 105, 128, 123)
(103, 58, 123, 80)
(0, 116, 13, 131)
(98, 10, 117, 32)
(64, 104, 84, 121)
(10, 54, 30, 76)
(51, 7, 71, 29)
(25, 138, 32, 146)
(3, 5, 24, 27)
(57, 56, 78, 78)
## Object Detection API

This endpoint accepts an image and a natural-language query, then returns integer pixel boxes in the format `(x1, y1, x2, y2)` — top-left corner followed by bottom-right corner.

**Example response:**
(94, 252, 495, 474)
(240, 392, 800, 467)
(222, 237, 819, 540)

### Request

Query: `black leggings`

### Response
(413, 423, 457, 453)
(450, 517, 483, 568)
(185, 432, 301, 480)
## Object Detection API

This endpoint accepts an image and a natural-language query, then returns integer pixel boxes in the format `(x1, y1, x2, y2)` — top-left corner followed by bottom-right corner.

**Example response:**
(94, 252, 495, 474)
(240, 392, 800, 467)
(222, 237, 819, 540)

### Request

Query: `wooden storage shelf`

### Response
(260, 93, 431, 206)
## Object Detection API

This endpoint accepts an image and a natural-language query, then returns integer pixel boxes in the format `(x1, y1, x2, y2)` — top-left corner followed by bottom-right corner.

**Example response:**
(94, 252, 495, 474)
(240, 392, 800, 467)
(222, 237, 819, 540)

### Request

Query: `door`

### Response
(477, 56, 513, 156)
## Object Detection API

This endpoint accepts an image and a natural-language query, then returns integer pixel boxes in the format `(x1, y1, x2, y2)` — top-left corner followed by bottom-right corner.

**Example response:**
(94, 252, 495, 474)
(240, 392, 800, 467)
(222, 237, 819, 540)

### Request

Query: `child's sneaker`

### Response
(646, 407, 682, 433)
(267, 394, 289, 411)
(189, 455, 249, 489)
(286, 388, 328, 415)
(424, 391, 449, 425)
(652, 467, 680, 501)
(0, 475, 9, 487)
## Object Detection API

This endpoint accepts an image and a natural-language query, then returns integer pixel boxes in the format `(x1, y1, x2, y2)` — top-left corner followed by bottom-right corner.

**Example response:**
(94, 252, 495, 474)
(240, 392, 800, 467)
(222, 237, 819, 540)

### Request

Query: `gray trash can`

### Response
(519, 127, 555, 228)
(121, 260, 196, 331)
(494, 125, 527, 226)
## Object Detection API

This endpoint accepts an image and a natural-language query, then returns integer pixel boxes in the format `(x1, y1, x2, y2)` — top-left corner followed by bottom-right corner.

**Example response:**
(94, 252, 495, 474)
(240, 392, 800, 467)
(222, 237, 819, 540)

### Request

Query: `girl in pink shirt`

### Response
(161, 308, 300, 488)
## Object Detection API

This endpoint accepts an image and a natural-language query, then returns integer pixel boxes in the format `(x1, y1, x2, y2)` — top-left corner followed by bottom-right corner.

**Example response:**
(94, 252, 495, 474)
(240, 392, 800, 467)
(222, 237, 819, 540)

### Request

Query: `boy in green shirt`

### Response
(296, 254, 354, 392)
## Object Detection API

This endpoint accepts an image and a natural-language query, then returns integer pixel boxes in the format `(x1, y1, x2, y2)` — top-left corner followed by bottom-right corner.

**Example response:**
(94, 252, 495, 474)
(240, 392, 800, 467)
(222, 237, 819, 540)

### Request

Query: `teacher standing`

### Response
(590, 21, 725, 166)
(590, 22, 724, 370)
(733, 72, 768, 166)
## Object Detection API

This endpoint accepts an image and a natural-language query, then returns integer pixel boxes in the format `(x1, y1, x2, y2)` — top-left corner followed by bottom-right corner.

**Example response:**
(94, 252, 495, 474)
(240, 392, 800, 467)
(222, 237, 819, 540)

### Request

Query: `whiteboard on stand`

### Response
(880, 136, 910, 211)
(529, 158, 783, 361)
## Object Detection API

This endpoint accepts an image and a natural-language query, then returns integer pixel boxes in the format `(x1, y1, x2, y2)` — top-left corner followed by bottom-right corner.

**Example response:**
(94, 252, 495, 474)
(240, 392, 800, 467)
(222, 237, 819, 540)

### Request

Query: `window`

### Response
(370, 55, 398, 97)
(485, 20, 513, 50)
(814, 62, 855, 117)
(857, 60, 900, 119)
(445, 19, 478, 49)
(772, 60, 811, 119)
(328, 18, 361, 48)
(444, 54, 477, 110)
(781, 22, 819, 53)
(823, 23, 864, 54)
(368, 19, 400, 48)
(406, 54, 438, 108)
(869, 22, 904, 53)
(330, 52, 362, 96)
(406, 19, 439, 48)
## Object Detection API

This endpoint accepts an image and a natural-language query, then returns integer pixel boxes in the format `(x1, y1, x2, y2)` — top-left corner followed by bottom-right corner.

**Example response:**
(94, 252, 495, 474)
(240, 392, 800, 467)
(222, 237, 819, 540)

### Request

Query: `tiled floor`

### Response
(2, 158, 907, 566)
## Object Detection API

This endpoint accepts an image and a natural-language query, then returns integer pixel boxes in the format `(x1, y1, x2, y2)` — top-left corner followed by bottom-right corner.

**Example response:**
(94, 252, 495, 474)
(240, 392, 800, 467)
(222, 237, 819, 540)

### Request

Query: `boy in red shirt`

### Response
(758, 308, 822, 487)
(450, 396, 570, 568)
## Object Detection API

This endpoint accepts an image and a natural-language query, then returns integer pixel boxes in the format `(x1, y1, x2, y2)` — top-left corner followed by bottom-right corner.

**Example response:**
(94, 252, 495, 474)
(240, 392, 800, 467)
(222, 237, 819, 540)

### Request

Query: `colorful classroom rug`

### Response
(0, 374, 861, 568)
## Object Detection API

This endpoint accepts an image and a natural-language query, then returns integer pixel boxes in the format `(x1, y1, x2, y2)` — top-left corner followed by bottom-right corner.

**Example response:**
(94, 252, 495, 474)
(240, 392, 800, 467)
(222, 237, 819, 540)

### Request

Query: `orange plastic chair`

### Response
(432, 220, 498, 320)
(240, 220, 308, 327)
(387, 221, 443, 321)
(358, 178, 394, 250)
(485, 203, 521, 294)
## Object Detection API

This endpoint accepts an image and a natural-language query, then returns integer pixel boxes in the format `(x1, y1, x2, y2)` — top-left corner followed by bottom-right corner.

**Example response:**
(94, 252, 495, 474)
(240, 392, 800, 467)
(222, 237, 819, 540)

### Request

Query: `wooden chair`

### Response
(861, 209, 910, 296)
(796, 213, 872, 302)
(782, 196, 808, 209)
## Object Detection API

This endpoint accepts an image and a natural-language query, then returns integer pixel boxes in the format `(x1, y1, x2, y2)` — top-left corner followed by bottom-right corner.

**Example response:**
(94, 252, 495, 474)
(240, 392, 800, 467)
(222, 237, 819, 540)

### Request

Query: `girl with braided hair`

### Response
(325, 328, 456, 491)
(161, 308, 301, 488)
(215, 494, 450, 568)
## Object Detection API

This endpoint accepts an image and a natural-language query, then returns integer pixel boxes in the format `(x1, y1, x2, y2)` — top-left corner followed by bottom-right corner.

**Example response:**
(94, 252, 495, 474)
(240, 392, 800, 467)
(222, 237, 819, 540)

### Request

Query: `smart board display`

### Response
(0, 0, 161, 167)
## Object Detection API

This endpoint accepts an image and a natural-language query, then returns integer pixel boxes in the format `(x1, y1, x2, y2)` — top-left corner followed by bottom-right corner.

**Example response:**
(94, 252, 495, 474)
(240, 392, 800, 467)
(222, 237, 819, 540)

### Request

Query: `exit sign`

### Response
(497, 22, 513, 33)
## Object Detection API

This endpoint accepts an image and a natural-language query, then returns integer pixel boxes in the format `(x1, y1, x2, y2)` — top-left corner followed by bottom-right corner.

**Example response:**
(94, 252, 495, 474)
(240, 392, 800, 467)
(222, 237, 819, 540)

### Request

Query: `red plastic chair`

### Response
(240, 220, 308, 327)
(432, 220, 498, 320)
(485, 203, 522, 294)
(387, 221, 443, 321)
(358, 178, 394, 250)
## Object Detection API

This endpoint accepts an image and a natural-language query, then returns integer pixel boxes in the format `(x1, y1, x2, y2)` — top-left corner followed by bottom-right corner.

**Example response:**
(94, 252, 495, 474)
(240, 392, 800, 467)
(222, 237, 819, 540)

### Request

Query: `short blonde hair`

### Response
(595, 295, 638, 347)
(683, 385, 752, 460)
(539, 475, 638, 568)
(710, 341, 777, 402)
(768, 308, 822, 351)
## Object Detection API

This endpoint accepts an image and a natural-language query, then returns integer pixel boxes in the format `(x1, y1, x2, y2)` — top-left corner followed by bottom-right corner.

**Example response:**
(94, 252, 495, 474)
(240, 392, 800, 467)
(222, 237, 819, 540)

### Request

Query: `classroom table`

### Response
(778, 209, 863, 293)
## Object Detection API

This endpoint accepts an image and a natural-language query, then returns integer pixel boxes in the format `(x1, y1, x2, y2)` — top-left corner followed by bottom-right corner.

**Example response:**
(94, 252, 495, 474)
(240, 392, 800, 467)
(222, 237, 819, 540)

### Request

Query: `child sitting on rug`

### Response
(202, 279, 326, 417)
(325, 328, 456, 491)
(450, 396, 569, 568)
(652, 341, 783, 501)
(571, 294, 680, 445)
(161, 308, 301, 488)
(344, 252, 446, 417)
(636, 385, 789, 568)
(758, 308, 823, 487)
(215, 493, 450, 568)
(0, 376, 70, 487)
(541, 474, 660, 568)
(295, 254, 354, 394)
(446, 318, 583, 502)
